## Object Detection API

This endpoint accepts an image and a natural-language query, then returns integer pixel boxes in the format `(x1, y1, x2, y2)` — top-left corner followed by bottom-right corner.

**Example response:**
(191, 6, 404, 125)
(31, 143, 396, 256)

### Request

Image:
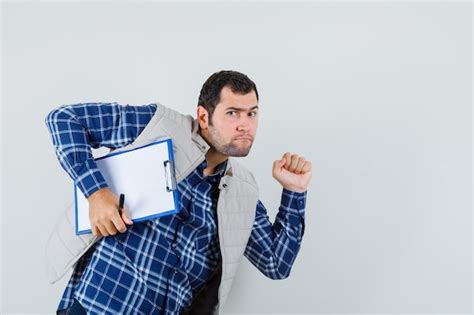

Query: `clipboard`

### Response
(74, 138, 179, 235)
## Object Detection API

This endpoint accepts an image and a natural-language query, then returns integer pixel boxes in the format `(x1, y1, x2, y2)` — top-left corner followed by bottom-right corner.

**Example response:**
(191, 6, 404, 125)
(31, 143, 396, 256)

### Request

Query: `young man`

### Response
(45, 70, 312, 314)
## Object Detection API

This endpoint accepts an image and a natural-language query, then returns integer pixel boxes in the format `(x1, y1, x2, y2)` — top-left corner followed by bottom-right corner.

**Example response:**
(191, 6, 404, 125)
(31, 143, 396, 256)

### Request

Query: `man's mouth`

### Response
(235, 137, 252, 141)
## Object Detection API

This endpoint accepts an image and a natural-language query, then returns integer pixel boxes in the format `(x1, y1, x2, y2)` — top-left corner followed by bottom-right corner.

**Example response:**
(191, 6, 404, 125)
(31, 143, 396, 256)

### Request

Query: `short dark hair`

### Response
(197, 70, 259, 122)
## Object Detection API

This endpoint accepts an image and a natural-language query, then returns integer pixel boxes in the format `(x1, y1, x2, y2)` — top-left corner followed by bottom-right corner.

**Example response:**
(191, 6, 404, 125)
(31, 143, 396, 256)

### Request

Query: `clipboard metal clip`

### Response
(163, 160, 177, 192)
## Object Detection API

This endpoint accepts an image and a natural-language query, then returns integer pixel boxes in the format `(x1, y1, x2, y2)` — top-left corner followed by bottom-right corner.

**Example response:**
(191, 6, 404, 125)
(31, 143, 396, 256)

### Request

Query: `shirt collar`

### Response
(200, 158, 228, 178)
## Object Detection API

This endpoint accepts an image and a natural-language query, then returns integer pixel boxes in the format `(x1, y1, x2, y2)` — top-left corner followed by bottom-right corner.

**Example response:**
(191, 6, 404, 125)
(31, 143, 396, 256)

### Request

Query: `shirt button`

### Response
(298, 200, 304, 207)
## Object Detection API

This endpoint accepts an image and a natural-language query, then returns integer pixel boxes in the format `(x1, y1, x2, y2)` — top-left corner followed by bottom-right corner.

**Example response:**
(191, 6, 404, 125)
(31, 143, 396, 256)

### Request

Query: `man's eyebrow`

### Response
(225, 106, 259, 111)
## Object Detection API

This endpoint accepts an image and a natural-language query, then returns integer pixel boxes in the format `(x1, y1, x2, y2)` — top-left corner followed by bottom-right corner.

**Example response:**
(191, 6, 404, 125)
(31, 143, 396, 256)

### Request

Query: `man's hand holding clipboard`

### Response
(87, 188, 133, 237)
(74, 138, 179, 235)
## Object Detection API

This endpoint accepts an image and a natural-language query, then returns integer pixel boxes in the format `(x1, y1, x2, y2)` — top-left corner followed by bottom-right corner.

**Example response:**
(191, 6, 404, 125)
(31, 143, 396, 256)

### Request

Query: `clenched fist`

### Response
(272, 152, 312, 193)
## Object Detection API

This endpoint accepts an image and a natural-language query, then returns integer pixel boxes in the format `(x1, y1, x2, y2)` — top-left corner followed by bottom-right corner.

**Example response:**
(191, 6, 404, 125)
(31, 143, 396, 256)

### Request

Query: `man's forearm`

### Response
(44, 102, 157, 198)
(244, 189, 307, 279)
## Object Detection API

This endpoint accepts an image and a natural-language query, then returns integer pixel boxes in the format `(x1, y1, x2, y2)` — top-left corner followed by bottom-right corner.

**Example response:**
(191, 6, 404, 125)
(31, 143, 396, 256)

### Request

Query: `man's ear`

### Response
(197, 106, 209, 129)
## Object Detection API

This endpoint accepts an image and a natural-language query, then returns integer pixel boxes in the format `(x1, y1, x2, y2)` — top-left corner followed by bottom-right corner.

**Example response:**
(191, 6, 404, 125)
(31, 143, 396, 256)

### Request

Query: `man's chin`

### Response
(229, 151, 250, 157)
(221, 145, 252, 157)
(230, 146, 252, 157)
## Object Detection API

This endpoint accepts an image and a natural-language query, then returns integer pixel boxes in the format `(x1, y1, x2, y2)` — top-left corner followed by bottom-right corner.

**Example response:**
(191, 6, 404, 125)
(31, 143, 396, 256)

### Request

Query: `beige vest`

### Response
(45, 103, 259, 313)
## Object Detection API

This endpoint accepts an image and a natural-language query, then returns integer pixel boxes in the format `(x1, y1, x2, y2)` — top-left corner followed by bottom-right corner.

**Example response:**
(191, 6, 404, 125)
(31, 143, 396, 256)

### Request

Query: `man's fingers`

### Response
(279, 158, 286, 167)
(111, 213, 127, 233)
(103, 220, 117, 235)
(288, 154, 300, 172)
(295, 157, 306, 174)
(302, 160, 312, 173)
(97, 224, 109, 237)
(121, 209, 133, 225)
(92, 226, 101, 237)
(273, 158, 285, 172)
(93, 214, 129, 236)
(283, 152, 292, 168)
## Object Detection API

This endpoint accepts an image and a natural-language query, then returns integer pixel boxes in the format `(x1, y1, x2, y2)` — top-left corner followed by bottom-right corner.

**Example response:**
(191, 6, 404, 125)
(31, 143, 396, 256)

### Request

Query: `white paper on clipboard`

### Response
(74, 138, 179, 235)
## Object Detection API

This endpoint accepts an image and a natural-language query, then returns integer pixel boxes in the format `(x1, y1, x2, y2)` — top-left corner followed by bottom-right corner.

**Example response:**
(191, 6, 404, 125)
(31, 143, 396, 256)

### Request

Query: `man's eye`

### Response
(227, 111, 236, 116)
(249, 111, 258, 117)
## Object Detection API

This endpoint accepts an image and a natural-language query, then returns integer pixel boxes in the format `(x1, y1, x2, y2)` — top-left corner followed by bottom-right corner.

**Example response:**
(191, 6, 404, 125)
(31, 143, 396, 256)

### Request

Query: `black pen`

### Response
(118, 193, 125, 216)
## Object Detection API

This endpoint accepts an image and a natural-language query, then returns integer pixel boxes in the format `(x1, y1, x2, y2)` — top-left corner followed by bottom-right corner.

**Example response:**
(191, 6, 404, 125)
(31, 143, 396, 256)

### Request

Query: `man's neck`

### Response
(204, 148, 228, 177)
(198, 125, 228, 177)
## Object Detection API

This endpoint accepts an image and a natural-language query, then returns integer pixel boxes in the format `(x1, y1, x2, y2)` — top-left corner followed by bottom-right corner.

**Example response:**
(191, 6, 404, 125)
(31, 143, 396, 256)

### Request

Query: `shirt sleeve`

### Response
(244, 188, 307, 280)
(44, 102, 157, 198)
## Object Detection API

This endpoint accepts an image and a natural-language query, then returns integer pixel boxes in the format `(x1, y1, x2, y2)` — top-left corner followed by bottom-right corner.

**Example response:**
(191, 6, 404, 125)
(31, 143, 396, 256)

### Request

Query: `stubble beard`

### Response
(208, 125, 253, 157)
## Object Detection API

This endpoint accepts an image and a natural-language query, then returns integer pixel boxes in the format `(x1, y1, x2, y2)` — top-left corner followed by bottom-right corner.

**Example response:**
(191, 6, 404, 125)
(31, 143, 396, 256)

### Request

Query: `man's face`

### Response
(199, 86, 259, 157)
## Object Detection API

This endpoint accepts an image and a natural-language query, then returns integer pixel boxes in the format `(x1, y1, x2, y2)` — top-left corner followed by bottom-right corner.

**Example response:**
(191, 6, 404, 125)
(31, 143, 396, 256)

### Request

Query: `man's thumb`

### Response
(273, 158, 285, 171)
(279, 157, 286, 167)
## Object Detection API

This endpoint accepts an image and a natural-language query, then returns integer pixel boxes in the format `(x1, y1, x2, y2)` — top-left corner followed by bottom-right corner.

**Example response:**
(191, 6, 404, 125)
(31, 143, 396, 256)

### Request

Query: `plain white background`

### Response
(1, 1, 472, 314)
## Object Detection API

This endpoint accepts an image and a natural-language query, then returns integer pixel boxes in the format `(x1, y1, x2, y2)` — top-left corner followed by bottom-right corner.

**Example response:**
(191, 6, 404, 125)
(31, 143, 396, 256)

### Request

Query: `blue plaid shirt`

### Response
(45, 103, 307, 314)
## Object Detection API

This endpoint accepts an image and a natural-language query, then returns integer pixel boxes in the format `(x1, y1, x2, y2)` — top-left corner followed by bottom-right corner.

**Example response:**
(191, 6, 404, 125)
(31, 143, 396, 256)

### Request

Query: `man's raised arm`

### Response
(44, 102, 157, 236)
(244, 153, 312, 279)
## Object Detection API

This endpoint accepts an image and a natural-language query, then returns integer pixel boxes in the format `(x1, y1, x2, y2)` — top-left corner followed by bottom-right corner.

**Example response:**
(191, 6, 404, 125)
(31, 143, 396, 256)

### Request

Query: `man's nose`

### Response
(237, 117, 251, 132)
